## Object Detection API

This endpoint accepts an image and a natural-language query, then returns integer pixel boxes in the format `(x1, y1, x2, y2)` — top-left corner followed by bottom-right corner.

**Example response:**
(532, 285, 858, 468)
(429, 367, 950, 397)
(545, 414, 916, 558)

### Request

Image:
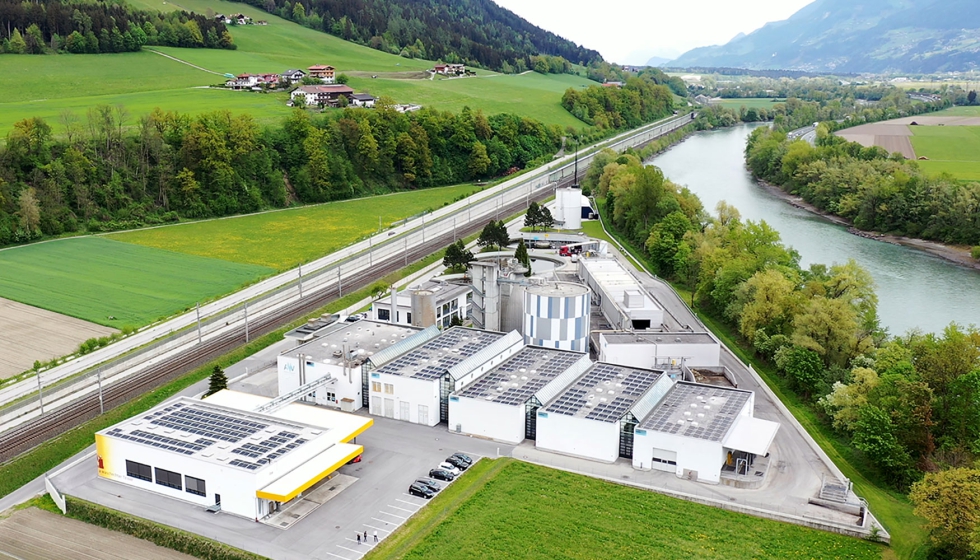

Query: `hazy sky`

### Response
(492, 0, 815, 64)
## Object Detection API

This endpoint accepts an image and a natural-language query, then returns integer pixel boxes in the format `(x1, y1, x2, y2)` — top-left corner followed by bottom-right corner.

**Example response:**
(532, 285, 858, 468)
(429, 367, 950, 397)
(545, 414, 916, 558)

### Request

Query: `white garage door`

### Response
(370, 396, 381, 415)
(418, 405, 428, 425)
(384, 398, 395, 418)
(399, 401, 410, 421)
(651, 448, 677, 472)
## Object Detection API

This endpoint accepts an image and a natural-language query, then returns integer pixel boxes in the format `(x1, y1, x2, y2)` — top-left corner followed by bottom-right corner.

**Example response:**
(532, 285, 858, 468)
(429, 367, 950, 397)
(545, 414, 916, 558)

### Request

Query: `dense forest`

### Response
(745, 127, 980, 246)
(228, 0, 599, 71)
(0, 0, 234, 53)
(586, 149, 980, 558)
(0, 75, 675, 246)
(560, 77, 675, 129)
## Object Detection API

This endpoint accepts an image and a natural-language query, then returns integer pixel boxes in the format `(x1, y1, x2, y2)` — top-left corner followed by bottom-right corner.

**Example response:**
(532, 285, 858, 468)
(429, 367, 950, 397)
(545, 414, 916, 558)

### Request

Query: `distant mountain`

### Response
(670, 0, 980, 73)
(645, 56, 671, 67)
(229, 0, 602, 71)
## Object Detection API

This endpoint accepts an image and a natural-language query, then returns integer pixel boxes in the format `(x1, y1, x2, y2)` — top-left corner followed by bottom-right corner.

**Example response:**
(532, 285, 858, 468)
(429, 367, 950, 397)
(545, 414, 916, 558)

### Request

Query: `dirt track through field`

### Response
(0, 298, 115, 379)
(0, 507, 194, 560)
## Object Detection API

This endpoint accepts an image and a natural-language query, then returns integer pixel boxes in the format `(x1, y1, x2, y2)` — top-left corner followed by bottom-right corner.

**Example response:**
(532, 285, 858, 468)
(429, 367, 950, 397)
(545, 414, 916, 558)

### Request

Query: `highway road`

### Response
(0, 112, 697, 459)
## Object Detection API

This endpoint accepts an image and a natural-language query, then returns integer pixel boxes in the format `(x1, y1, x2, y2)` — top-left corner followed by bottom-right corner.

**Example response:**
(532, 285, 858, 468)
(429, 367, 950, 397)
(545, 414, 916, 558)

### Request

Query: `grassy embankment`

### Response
(584, 201, 929, 560)
(0, 0, 593, 133)
(0, 184, 475, 328)
(710, 98, 786, 110)
(369, 458, 882, 560)
(910, 124, 980, 181)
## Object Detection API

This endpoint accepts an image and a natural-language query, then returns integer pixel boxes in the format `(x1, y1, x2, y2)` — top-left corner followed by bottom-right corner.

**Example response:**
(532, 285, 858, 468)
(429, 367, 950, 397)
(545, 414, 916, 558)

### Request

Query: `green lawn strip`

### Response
(710, 98, 787, 110)
(368, 458, 509, 559)
(0, 237, 272, 328)
(65, 495, 266, 560)
(370, 459, 882, 560)
(0, 246, 452, 500)
(109, 184, 480, 270)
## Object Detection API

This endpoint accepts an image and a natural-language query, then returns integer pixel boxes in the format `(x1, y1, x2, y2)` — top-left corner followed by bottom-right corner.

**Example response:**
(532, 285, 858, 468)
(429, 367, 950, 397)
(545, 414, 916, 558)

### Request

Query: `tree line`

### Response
(0, 0, 234, 54)
(561, 77, 674, 129)
(0, 100, 564, 245)
(226, 0, 600, 72)
(586, 145, 980, 559)
(746, 127, 980, 247)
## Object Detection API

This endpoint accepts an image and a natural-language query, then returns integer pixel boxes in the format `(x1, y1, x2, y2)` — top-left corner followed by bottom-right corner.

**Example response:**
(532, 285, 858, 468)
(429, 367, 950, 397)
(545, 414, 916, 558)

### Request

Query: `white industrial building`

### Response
(370, 280, 469, 328)
(278, 320, 423, 412)
(597, 332, 720, 369)
(579, 258, 664, 331)
(448, 346, 590, 443)
(523, 281, 591, 352)
(632, 382, 779, 484)
(554, 187, 591, 230)
(535, 362, 675, 463)
(95, 390, 372, 520)
(367, 327, 524, 426)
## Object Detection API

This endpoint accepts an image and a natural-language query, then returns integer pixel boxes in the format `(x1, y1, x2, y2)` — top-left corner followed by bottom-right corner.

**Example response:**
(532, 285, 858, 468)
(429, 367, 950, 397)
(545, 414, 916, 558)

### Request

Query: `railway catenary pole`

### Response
(196, 302, 202, 344)
(298, 265, 304, 299)
(404, 238, 408, 266)
(244, 301, 250, 343)
(97, 367, 104, 414)
(337, 267, 342, 298)
(36, 371, 44, 414)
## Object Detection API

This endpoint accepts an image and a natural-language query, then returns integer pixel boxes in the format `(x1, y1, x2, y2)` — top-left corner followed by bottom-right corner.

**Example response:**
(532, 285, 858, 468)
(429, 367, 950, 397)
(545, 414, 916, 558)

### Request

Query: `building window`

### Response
(371, 381, 382, 392)
(384, 383, 394, 394)
(377, 308, 390, 321)
(155, 467, 183, 490)
(306, 361, 314, 367)
(125, 460, 152, 482)
(185, 476, 206, 497)
(406, 312, 412, 324)
(326, 392, 336, 402)
(651, 457, 677, 466)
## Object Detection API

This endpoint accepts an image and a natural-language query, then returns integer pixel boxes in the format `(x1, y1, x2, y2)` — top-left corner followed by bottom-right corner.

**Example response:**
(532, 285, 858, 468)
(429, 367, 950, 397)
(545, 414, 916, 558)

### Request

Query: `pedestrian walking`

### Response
(373, 530, 379, 542)
(356, 533, 361, 545)
(364, 530, 369, 542)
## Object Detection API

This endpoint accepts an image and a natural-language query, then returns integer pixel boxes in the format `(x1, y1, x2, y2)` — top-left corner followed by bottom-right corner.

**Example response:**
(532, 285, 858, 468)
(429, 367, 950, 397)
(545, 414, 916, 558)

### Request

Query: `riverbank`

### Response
(756, 179, 980, 272)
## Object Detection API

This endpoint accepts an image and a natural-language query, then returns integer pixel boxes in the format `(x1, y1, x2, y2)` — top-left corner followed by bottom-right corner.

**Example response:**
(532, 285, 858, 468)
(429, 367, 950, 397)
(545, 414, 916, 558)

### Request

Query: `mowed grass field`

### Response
(109, 184, 481, 269)
(0, 238, 271, 328)
(711, 98, 786, 110)
(933, 105, 980, 116)
(371, 459, 882, 560)
(0, 0, 594, 133)
(910, 125, 980, 181)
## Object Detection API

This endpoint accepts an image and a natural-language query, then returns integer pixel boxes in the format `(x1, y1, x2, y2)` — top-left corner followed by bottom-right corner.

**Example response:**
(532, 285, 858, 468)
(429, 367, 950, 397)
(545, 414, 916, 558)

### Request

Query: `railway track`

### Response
(0, 181, 561, 463)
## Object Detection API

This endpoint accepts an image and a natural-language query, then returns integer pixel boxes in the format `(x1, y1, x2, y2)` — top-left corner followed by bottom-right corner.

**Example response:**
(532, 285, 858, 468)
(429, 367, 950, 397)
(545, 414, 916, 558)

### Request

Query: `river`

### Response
(647, 124, 980, 335)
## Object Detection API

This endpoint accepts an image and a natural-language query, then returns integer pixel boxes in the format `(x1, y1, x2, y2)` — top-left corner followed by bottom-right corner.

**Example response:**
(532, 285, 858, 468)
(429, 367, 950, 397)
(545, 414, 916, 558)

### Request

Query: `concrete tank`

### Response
(523, 281, 591, 352)
(555, 187, 582, 230)
(410, 289, 437, 328)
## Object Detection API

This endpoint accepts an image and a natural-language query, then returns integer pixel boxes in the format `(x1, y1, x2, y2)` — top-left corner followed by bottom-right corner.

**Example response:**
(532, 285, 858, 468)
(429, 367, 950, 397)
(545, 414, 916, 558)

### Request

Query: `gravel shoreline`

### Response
(755, 179, 980, 272)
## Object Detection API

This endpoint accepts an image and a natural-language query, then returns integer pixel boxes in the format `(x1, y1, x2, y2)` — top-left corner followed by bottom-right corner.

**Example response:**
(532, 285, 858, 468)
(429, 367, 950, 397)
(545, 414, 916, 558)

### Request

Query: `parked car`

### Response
(408, 483, 434, 499)
(415, 477, 443, 492)
(438, 462, 461, 476)
(449, 452, 473, 466)
(444, 456, 469, 470)
(429, 468, 455, 482)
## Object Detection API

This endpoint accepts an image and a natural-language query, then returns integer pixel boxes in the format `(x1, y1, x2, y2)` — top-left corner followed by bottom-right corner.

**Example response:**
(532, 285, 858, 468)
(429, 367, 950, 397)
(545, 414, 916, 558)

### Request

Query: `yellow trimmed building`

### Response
(95, 390, 371, 520)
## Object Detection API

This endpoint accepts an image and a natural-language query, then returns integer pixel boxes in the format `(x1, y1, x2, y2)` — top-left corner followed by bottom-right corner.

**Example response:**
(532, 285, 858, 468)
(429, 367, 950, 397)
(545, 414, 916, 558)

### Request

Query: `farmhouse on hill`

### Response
(227, 73, 280, 90)
(433, 63, 466, 76)
(282, 69, 306, 84)
(308, 65, 336, 84)
(350, 93, 376, 108)
(290, 84, 355, 107)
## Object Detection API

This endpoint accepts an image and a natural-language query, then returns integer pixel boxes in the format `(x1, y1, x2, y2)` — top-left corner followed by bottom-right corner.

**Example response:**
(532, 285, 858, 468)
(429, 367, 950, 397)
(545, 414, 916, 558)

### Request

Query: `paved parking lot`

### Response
(52, 414, 513, 560)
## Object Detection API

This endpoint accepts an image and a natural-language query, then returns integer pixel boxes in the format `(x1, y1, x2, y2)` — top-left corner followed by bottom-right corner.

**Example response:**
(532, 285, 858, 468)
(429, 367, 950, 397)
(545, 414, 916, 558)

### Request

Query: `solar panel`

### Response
(543, 363, 663, 423)
(373, 328, 505, 380)
(638, 383, 750, 441)
(454, 347, 583, 404)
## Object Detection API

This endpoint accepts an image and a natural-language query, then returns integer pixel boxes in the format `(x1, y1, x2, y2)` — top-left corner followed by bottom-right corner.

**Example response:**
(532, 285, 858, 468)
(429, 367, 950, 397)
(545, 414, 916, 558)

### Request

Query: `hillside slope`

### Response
(220, 0, 600, 71)
(670, 0, 980, 73)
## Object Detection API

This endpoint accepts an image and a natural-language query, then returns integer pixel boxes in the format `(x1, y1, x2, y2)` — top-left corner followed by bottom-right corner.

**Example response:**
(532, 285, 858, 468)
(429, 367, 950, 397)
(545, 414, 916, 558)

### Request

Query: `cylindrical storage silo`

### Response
(523, 281, 591, 352)
(555, 187, 582, 230)
(410, 289, 437, 327)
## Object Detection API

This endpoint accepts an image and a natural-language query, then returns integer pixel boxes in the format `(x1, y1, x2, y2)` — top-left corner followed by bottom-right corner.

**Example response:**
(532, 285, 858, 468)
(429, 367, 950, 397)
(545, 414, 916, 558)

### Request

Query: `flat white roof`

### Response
(601, 332, 716, 345)
(257, 442, 362, 502)
(454, 346, 586, 405)
(284, 320, 421, 365)
(580, 259, 660, 314)
(722, 415, 780, 456)
(639, 382, 751, 442)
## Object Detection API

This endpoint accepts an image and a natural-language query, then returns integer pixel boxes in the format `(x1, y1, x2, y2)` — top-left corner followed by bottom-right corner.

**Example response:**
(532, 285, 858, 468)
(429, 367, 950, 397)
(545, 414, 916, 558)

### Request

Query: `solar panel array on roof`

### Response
(106, 428, 213, 455)
(455, 347, 583, 405)
(544, 363, 663, 423)
(374, 328, 503, 380)
(639, 383, 750, 442)
(144, 402, 271, 443)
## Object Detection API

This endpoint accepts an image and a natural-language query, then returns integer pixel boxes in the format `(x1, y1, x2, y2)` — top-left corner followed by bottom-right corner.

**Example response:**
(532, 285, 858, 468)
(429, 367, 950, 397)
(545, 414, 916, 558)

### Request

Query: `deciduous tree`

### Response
(910, 468, 980, 557)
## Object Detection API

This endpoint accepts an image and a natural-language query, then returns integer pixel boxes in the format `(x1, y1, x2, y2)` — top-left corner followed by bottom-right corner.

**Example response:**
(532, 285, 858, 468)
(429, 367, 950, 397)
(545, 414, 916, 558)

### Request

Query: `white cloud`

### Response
(492, 0, 815, 64)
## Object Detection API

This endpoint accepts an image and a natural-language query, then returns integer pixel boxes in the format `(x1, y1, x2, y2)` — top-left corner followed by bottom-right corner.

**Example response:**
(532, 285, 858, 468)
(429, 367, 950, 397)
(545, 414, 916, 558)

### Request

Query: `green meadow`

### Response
(0, 238, 270, 328)
(370, 459, 882, 560)
(0, 0, 596, 134)
(910, 125, 980, 181)
(109, 184, 481, 270)
(711, 98, 786, 110)
(933, 105, 980, 116)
